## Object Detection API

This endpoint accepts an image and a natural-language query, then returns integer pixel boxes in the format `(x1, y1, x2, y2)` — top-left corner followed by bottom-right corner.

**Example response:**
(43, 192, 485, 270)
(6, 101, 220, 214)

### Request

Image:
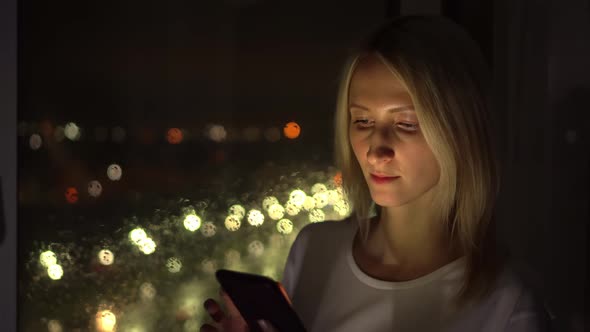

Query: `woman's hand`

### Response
(200, 290, 278, 332)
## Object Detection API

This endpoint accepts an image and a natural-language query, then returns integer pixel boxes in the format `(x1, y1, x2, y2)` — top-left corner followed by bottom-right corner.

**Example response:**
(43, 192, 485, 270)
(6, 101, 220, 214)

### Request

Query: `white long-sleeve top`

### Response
(281, 218, 550, 332)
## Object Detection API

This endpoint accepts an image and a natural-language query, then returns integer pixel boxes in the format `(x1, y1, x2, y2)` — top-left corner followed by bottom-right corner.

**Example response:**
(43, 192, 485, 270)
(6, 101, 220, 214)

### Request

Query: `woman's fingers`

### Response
(204, 298, 225, 323)
(219, 289, 242, 319)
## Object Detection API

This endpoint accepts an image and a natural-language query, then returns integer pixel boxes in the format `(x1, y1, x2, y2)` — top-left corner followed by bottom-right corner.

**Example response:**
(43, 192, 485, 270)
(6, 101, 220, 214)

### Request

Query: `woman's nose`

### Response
(367, 145, 394, 165)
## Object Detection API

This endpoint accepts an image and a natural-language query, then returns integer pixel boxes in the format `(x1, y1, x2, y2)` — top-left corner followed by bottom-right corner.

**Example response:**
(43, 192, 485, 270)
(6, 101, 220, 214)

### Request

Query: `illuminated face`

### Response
(348, 55, 440, 207)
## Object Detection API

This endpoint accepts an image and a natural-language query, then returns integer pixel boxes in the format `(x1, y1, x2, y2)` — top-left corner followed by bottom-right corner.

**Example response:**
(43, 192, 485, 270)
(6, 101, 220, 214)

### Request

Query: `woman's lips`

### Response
(370, 174, 400, 184)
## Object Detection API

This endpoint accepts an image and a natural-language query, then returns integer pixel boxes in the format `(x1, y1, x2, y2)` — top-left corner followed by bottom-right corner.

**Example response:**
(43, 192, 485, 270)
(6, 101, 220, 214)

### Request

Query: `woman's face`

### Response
(348, 55, 440, 207)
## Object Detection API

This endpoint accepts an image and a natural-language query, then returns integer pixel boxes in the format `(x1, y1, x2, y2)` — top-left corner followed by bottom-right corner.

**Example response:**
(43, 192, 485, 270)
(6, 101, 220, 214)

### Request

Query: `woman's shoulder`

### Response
(295, 218, 356, 241)
(454, 263, 552, 331)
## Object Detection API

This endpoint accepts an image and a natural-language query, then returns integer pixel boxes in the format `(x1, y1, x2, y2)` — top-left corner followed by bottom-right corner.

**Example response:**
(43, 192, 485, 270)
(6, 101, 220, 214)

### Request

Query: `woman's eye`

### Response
(397, 122, 419, 131)
(353, 119, 372, 127)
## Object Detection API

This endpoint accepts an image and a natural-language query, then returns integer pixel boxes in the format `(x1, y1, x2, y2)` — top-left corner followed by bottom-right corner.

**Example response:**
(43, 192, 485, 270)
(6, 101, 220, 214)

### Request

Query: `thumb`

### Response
(257, 319, 279, 332)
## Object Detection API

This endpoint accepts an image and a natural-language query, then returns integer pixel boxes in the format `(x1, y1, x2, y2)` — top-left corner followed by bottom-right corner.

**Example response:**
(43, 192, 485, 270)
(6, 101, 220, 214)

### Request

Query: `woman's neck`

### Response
(354, 207, 463, 281)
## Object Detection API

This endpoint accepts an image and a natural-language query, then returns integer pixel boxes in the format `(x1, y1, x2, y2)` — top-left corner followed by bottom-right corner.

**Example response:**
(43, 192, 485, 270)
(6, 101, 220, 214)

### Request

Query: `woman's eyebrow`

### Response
(349, 103, 415, 113)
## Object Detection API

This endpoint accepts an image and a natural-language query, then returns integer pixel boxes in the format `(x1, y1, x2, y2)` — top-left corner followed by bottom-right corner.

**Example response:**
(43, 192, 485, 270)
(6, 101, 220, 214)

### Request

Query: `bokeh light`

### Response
(64, 122, 81, 141)
(311, 183, 327, 194)
(302, 196, 316, 211)
(166, 257, 182, 273)
(98, 249, 115, 266)
(268, 204, 285, 220)
(309, 209, 325, 223)
(228, 204, 246, 220)
(333, 171, 343, 187)
(313, 192, 329, 209)
(247, 209, 264, 227)
(107, 164, 123, 181)
(167, 128, 183, 144)
(95, 310, 117, 332)
(200, 222, 217, 238)
(284, 201, 301, 216)
(208, 125, 227, 142)
(47, 264, 64, 280)
(88, 180, 103, 198)
(129, 228, 148, 245)
(29, 134, 42, 150)
(288, 189, 306, 207)
(183, 214, 202, 232)
(262, 196, 279, 211)
(47, 319, 63, 332)
(276, 219, 293, 234)
(137, 238, 157, 255)
(224, 215, 241, 231)
(65, 187, 79, 204)
(283, 121, 301, 139)
(40, 250, 57, 268)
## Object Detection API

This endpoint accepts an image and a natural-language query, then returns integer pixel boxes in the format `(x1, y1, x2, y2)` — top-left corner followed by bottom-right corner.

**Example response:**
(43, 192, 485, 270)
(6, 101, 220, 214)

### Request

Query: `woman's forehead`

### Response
(349, 55, 410, 104)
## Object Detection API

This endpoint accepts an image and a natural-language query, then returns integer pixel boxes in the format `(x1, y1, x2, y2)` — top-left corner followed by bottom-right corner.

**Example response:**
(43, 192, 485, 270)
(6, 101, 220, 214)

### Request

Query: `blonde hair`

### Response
(334, 16, 503, 306)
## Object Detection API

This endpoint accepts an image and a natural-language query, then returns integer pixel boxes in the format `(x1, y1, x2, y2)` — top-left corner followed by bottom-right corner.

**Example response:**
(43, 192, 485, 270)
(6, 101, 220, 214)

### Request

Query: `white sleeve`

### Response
(504, 290, 552, 332)
(280, 224, 313, 299)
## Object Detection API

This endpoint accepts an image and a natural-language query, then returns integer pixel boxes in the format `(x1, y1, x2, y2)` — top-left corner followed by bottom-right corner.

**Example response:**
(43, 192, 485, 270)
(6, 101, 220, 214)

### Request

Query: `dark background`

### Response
(2, 0, 588, 331)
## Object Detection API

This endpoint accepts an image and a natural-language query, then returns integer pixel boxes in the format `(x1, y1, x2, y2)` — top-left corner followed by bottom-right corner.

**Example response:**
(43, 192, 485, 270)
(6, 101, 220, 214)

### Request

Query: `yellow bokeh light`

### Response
(302, 196, 316, 211)
(334, 199, 351, 217)
(262, 196, 279, 211)
(288, 189, 306, 207)
(95, 310, 117, 332)
(183, 214, 202, 232)
(64, 122, 81, 141)
(166, 257, 182, 273)
(309, 209, 326, 223)
(47, 319, 63, 332)
(327, 189, 342, 205)
(313, 192, 329, 209)
(47, 264, 64, 280)
(284, 201, 301, 216)
(98, 249, 115, 266)
(276, 219, 293, 234)
(228, 204, 246, 220)
(129, 228, 148, 245)
(224, 215, 241, 231)
(311, 183, 328, 194)
(268, 204, 285, 220)
(138, 238, 157, 255)
(247, 209, 264, 227)
(40, 250, 57, 268)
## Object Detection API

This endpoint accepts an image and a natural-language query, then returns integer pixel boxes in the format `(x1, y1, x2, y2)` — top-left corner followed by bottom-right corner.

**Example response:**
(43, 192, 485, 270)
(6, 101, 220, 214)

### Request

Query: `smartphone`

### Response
(215, 269, 307, 332)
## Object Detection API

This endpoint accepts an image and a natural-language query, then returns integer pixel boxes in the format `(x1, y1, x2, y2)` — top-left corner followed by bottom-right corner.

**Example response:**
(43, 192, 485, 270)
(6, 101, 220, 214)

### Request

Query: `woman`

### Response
(201, 15, 550, 332)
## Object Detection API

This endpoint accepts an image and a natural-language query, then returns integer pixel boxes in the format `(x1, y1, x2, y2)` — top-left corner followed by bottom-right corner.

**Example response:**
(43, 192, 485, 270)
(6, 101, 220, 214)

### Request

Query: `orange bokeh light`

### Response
(283, 122, 301, 139)
(65, 187, 79, 204)
(333, 172, 343, 187)
(167, 128, 183, 144)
